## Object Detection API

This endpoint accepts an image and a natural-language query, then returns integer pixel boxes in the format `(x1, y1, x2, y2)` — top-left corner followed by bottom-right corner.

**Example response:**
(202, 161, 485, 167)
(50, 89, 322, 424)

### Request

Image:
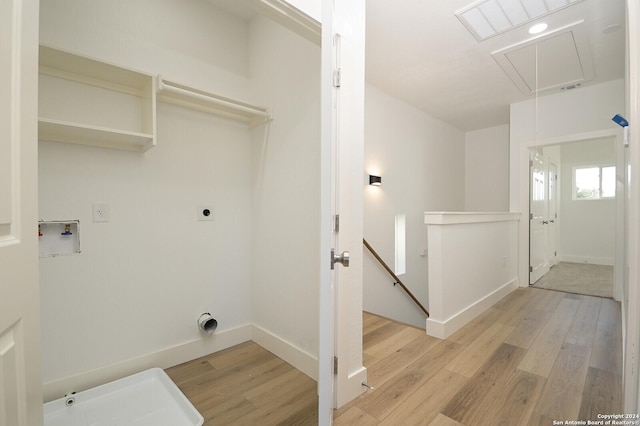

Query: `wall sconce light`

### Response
(369, 175, 382, 186)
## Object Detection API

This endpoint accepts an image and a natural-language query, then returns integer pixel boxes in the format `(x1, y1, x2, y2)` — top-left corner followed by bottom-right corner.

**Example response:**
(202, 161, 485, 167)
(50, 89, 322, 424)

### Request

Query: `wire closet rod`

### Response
(158, 78, 271, 119)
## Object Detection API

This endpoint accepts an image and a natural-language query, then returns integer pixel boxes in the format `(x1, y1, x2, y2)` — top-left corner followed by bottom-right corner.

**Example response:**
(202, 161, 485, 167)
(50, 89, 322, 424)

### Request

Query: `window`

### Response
(573, 165, 616, 200)
(395, 214, 406, 275)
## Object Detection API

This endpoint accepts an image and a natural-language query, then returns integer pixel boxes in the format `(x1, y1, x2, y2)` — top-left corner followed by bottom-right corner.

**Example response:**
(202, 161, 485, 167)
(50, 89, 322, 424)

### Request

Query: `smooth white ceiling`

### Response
(209, 0, 625, 132)
(366, 0, 625, 131)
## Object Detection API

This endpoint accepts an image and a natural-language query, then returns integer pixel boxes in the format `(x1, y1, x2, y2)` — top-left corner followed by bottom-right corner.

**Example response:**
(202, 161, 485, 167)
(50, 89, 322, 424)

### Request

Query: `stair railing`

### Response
(363, 238, 429, 317)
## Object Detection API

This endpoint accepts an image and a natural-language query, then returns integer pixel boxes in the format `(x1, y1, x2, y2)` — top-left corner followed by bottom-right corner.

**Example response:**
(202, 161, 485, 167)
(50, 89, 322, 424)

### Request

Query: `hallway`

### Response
(335, 287, 621, 425)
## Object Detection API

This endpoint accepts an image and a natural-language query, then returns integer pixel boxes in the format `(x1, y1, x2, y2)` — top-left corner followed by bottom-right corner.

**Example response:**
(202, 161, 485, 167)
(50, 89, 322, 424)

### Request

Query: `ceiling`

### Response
(209, 0, 626, 132)
(366, 0, 626, 131)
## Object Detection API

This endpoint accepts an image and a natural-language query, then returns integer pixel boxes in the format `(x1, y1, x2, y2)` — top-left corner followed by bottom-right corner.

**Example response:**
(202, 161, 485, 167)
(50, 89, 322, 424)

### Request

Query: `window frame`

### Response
(572, 164, 616, 201)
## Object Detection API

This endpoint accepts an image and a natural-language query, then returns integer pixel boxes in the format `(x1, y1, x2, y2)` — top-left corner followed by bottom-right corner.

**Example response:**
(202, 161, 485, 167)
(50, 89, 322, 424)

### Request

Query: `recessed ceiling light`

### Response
(529, 22, 548, 34)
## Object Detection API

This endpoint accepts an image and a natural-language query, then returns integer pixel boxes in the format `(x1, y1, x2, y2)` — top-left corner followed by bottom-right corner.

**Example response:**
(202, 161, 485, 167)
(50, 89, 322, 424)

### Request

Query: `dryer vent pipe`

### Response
(197, 313, 218, 335)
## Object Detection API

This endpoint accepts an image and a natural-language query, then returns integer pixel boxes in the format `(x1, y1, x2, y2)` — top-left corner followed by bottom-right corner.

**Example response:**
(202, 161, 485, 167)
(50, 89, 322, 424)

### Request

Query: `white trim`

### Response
(558, 255, 615, 266)
(250, 324, 318, 381)
(248, 0, 321, 45)
(524, 129, 620, 148)
(426, 277, 519, 339)
(42, 324, 252, 402)
(42, 323, 322, 405)
(424, 211, 520, 225)
(624, 0, 640, 413)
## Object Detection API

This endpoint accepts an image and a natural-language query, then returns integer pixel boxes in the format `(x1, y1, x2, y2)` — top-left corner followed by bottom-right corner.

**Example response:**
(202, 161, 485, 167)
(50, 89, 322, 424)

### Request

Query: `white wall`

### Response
(510, 78, 625, 287)
(39, 107, 254, 385)
(465, 125, 510, 212)
(39, 0, 321, 398)
(363, 84, 465, 328)
(559, 138, 616, 265)
(248, 15, 321, 377)
(40, 0, 253, 103)
(510, 79, 625, 209)
(425, 213, 519, 338)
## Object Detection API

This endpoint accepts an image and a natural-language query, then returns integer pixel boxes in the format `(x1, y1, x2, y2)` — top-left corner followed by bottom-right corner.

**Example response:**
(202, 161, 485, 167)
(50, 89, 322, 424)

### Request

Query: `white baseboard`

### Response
(43, 323, 321, 403)
(559, 255, 614, 266)
(426, 277, 519, 339)
(251, 324, 318, 381)
(42, 324, 252, 402)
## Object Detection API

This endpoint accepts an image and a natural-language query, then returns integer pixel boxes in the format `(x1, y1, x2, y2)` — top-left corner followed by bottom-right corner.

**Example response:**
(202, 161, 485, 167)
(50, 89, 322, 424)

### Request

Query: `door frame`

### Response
(624, 0, 640, 413)
(518, 129, 623, 301)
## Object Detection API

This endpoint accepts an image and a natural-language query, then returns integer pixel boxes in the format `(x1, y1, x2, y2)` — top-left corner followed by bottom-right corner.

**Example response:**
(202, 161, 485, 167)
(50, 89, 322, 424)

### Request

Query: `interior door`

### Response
(529, 150, 549, 284)
(332, 11, 367, 407)
(547, 162, 559, 266)
(0, 0, 42, 425)
(318, 2, 334, 421)
(318, 0, 366, 422)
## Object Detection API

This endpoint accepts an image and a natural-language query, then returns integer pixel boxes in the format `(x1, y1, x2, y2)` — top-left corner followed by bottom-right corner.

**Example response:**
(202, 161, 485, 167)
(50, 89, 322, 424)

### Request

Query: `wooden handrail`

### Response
(363, 238, 430, 318)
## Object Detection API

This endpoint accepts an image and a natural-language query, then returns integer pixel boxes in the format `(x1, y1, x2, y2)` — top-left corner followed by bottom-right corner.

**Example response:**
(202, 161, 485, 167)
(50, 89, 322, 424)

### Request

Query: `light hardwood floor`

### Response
(166, 341, 318, 425)
(166, 288, 622, 425)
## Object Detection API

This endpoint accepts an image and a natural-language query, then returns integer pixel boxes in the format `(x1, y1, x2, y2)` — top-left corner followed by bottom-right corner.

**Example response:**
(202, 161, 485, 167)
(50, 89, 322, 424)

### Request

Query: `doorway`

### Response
(529, 137, 617, 298)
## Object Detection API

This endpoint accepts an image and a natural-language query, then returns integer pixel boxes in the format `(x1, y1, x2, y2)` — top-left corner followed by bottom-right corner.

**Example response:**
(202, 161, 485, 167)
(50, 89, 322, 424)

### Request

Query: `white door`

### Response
(529, 150, 549, 284)
(547, 162, 559, 267)
(0, 0, 42, 425)
(318, 0, 366, 423)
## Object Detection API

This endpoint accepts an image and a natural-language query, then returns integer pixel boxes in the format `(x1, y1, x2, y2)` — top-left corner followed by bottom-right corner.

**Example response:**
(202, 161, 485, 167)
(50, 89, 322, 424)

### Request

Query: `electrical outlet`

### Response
(198, 205, 214, 221)
(93, 203, 110, 222)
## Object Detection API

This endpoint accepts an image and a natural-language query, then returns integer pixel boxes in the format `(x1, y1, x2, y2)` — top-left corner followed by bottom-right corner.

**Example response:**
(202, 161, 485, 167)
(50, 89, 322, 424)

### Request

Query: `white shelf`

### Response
(38, 45, 156, 151)
(38, 118, 155, 152)
(157, 78, 270, 126)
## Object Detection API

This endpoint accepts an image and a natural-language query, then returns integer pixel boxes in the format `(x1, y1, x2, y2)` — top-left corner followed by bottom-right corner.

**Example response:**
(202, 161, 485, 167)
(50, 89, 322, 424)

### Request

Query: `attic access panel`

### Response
(492, 20, 594, 96)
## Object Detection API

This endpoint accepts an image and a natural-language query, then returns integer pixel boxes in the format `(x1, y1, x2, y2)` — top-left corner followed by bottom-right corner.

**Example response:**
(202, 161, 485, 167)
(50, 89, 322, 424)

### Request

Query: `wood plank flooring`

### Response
(336, 288, 622, 425)
(166, 287, 622, 425)
(166, 341, 318, 425)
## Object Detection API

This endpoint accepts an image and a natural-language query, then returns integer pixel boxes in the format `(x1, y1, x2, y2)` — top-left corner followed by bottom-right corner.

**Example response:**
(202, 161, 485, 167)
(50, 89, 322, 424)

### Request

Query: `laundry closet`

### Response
(38, 0, 321, 400)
